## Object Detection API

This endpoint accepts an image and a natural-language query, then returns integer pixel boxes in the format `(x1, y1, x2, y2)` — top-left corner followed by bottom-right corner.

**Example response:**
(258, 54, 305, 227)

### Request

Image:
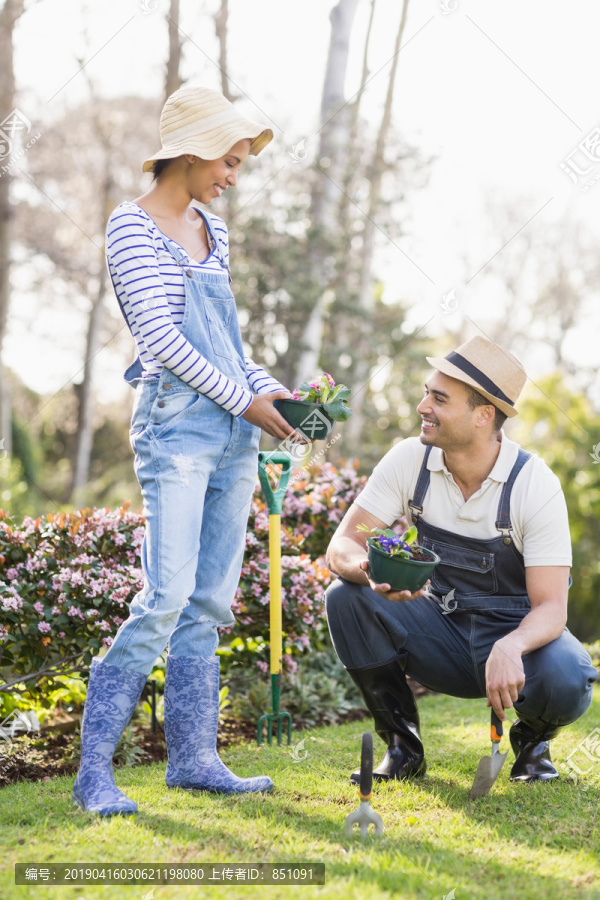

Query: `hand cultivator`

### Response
(256, 451, 293, 746)
(345, 733, 384, 837)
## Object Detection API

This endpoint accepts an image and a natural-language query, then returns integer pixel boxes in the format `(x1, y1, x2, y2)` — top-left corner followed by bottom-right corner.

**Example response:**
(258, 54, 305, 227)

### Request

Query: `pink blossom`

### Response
(67, 606, 85, 619)
(5, 567, 18, 580)
(38, 622, 51, 634)
(33, 601, 44, 614)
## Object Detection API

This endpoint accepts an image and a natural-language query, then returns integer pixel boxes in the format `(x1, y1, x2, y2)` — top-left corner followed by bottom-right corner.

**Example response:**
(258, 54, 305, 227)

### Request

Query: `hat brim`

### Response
(426, 356, 519, 418)
(142, 122, 273, 173)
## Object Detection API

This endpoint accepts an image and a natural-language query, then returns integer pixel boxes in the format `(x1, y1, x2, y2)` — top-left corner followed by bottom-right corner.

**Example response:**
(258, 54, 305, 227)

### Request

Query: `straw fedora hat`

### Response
(426, 336, 527, 418)
(142, 86, 274, 174)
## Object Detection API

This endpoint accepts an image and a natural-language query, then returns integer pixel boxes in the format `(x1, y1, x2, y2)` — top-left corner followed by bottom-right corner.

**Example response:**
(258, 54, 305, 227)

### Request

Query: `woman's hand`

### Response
(241, 390, 307, 441)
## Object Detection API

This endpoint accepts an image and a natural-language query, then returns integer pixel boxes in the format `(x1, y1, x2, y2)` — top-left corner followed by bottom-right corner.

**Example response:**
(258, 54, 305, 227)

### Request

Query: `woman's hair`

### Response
(152, 158, 175, 182)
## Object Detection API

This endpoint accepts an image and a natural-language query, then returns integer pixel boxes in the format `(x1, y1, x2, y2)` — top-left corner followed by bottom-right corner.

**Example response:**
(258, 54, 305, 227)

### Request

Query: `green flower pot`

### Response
(367, 540, 440, 593)
(273, 398, 334, 440)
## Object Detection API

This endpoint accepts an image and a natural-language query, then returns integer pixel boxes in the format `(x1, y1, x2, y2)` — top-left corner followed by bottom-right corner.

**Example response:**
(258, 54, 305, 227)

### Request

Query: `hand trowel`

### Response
(469, 707, 508, 799)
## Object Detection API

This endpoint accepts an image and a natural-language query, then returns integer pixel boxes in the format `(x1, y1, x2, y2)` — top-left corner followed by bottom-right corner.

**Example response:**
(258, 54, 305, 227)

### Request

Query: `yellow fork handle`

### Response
(269, 513, 282, 676)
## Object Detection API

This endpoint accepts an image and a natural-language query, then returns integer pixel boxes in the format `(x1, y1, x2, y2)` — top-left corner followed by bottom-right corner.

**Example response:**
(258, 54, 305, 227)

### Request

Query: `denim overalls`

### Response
(104, 209, 260, 674)
(326, 445, 597, 726)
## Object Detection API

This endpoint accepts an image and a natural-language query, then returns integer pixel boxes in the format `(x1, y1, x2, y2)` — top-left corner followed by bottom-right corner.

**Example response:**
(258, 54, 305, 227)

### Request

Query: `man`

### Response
(325, 336, 597, 784)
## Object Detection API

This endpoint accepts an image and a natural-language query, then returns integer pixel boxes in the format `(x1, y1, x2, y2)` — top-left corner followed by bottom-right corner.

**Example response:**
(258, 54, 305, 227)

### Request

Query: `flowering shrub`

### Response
(0, 463, 367, 696)
(281, 460, 366, 559)
(0, 504, 145, 691)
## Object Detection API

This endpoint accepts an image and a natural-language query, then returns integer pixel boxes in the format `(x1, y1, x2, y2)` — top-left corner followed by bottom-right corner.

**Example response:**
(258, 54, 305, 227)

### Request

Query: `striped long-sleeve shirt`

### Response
(106, 200, 286, 416)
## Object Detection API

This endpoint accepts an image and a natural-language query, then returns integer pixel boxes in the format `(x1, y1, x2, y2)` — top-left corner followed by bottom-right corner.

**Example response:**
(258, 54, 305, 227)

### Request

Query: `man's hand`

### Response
(359, 560, 429, 603)
(485, 637, 526, 721)
(241, 391, 307, 441)
(484, 567, 569, 720)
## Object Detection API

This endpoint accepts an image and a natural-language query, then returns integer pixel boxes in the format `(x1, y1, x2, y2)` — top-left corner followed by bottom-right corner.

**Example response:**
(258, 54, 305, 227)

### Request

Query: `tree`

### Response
(513, 374, 600, 641)
(0, 0, 26, 457)
(293, 0, 361, 386)
(165, 0, 184, 100)
(15, 95, 160, 504)
(343, 0, 411, 445)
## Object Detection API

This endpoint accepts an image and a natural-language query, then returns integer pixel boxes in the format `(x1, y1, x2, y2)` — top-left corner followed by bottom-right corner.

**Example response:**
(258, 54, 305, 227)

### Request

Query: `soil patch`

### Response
(0, 680, 430, 789)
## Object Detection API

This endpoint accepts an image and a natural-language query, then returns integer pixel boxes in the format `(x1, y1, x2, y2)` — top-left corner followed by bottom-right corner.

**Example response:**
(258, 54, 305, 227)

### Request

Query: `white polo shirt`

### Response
(354, 433, 572, 568)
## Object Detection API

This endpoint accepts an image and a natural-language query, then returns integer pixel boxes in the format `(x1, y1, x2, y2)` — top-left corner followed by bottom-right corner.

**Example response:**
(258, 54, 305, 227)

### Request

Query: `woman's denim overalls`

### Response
(326, 446, 597, 726)
(104, 209, 260, 674)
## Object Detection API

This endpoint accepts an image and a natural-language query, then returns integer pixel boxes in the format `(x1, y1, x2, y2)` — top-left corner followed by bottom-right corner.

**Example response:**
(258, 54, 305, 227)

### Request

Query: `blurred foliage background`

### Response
(1, 0, 599, 642)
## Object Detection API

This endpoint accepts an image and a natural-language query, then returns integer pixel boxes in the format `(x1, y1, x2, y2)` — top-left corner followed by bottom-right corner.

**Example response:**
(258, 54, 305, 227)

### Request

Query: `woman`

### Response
(73, 86, 299, 816)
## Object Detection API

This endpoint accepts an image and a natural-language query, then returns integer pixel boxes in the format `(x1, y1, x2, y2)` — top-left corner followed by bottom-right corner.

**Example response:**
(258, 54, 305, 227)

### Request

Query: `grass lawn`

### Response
(1, 686, 599, 900)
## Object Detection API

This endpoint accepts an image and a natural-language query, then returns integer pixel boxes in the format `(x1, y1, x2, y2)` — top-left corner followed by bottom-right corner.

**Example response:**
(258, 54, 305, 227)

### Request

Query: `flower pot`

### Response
(273, 398, 334, 440)
(367, 540, 440, 593)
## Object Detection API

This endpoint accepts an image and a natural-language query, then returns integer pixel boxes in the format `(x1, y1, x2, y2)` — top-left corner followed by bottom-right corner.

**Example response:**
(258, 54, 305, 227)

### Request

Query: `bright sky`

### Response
(6, 0, 600, 405)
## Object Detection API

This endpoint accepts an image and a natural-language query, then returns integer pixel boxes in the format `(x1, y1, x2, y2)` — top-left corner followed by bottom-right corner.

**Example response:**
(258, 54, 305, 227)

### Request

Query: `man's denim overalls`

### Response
(326, 446, 597, 726)
(104, 209, 260, 674)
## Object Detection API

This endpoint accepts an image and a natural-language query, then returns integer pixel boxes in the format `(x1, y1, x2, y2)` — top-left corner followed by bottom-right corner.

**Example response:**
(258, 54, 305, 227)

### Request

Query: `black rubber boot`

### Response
(509, 718, 562, 783)
(346, 657, 426, 783)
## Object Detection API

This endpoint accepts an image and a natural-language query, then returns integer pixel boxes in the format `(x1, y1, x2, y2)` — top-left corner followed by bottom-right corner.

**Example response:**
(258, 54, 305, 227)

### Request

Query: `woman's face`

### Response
(186, 138, 252, 204)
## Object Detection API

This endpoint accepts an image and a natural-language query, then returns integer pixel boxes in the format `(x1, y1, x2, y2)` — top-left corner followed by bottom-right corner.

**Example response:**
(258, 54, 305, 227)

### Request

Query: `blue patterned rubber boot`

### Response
(72, 658, 147, 816)
(164, 655, 273, 794)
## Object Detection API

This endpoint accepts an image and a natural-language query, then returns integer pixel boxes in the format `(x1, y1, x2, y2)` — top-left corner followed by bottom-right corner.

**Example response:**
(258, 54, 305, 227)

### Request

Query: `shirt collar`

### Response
(426, 430, 520, 484)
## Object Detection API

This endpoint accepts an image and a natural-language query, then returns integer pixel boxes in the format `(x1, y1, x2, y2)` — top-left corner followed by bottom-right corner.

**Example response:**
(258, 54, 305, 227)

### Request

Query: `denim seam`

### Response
(470, 616, 487, 695)
(346, 653, 405, 673)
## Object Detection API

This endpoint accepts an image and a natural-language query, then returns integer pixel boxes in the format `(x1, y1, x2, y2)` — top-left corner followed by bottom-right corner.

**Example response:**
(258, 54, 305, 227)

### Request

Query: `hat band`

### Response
(162, 109, 238, 146)
(445, 351, 514, 407)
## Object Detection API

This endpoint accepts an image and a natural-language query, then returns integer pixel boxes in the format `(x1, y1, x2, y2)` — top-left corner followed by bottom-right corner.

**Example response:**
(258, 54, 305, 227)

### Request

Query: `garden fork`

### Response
(256, 451, 293, 746)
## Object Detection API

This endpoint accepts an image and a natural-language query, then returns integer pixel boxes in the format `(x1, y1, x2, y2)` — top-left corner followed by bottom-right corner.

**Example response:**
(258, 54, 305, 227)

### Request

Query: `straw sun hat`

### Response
(426, 336, 527, 418)
(142, 86, 274, 174)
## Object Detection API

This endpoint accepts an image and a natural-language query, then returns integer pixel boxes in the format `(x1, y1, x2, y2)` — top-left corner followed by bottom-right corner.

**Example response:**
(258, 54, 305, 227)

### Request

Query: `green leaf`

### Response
(401, 525, 418, 545)
(322, 400, 352, 421)
(327, 384, 351, 402)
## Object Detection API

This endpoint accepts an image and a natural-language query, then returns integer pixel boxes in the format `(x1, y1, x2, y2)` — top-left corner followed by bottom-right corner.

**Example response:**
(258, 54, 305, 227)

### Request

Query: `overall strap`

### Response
(408, 446, 433, 524)
(191, 206, 232, 283)
(159, 230, 194, 277)
(495, 448, 532, 543)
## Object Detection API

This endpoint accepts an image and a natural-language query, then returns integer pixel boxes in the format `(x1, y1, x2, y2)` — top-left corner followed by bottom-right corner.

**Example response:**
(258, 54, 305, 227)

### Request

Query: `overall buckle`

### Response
(408, 501, 423, 525)
(496, 523, 512, 545)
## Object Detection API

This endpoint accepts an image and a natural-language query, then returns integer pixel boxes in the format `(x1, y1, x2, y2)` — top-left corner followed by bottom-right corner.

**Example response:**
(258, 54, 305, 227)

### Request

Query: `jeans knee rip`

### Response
(171, 453, 194, 486)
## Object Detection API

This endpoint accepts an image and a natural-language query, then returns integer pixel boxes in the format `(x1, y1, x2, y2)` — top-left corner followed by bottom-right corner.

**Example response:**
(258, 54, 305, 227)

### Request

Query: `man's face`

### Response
(416, 370, 490, 450)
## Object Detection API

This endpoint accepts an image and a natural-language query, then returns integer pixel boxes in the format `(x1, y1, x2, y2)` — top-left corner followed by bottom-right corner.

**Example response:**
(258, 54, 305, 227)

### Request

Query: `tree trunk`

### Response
(294, 0, 360, 386)
(213, 0, 238, 224)
(0, 0, 26, 457)
(328, 0, 376, 375)
(165, 0, 183, 100)
(70, 256, 107, 508)
(345, 0, 410, 445)
(67, 58, 113, 506)
(215, 0, 233, 101)
(335, 0, 376, 285)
